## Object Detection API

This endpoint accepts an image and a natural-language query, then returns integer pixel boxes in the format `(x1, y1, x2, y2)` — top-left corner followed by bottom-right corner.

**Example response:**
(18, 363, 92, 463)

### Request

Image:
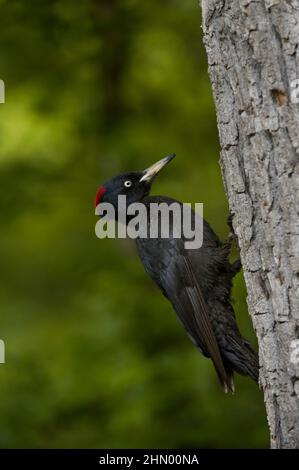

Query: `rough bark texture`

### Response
(200, 0, 299, 448)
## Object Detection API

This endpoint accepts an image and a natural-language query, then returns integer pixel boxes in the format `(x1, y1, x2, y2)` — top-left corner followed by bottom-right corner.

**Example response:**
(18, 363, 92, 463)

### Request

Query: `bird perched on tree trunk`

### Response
(95, 154, 259, 392)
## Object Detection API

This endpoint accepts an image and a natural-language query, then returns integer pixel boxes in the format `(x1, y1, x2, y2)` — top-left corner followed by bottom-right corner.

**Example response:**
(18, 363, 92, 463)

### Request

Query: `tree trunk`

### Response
(199, 0, 299, 448)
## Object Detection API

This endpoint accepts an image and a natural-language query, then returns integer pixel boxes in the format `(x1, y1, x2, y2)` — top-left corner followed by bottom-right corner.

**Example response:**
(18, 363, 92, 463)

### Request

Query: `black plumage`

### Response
(95, 155, 259, 392)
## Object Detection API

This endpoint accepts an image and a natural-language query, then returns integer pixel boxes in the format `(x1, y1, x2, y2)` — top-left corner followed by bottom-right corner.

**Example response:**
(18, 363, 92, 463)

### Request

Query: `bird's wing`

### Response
(157, 243, 232, 392)
(135, 200, 233, 391)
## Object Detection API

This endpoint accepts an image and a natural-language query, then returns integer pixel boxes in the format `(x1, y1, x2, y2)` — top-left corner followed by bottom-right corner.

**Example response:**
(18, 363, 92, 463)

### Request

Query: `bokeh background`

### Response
(0, 0, 268, 448)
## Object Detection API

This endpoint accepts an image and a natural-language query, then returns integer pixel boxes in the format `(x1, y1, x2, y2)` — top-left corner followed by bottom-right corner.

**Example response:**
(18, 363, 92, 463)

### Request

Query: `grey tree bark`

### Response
(199, 0, 299, 448)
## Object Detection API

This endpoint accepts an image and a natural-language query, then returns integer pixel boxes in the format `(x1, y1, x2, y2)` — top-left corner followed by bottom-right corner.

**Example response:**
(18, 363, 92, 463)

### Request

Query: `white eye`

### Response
(124, 180, 132, 188)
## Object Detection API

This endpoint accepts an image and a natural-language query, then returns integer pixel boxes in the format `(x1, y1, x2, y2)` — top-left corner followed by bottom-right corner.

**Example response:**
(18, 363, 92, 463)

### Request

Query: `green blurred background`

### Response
(0, 0, 268, 448)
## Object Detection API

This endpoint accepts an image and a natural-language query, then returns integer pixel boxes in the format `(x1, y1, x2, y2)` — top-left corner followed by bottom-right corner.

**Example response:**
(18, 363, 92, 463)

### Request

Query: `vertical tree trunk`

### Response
(199, 0, 299, 448)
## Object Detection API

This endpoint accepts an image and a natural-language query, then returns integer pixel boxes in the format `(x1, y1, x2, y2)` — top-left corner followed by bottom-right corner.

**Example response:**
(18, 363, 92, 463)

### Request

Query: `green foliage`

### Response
(0, 0, 268, 448)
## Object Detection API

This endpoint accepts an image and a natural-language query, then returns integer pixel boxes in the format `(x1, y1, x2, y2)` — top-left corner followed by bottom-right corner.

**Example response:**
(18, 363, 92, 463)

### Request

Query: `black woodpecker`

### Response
(95, 154, 259, 392)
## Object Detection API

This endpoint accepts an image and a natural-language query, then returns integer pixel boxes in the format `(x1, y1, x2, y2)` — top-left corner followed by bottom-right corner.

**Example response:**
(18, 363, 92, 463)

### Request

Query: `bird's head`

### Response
(94, 153, 175, 211)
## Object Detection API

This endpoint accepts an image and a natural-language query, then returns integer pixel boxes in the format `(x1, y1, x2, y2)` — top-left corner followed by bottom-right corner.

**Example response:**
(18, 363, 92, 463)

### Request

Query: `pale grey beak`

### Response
(139, 153, 176, 183)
